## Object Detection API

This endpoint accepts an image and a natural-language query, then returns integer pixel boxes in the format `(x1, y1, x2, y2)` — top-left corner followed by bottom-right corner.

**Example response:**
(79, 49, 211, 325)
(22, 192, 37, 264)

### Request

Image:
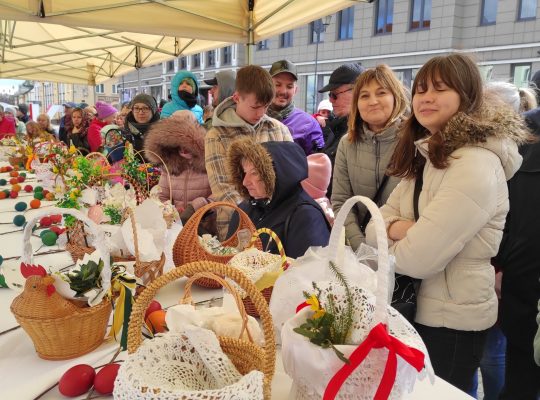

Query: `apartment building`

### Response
(114, 0, 540, 113)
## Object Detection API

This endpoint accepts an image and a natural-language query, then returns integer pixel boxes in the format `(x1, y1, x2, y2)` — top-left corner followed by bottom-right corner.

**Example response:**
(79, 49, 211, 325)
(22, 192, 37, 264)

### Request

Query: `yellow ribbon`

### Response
(107, 271, 137, 344)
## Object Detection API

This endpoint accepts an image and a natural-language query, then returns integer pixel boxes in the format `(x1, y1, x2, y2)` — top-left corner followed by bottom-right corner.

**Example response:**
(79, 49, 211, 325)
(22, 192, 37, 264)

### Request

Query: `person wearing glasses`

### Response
(318, 63, 364, 196)
(124, 94, 160, 154)
(331, 64, 409, 251)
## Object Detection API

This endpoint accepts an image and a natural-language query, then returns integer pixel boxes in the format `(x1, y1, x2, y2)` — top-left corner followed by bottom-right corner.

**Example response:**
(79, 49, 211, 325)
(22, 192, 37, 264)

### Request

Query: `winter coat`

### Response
(282, 108, 324, 155)
(0, 115, 16, 138)
(205, 71, 237, 130)
(144, 114, 211, 212)
(123, 111, 160, 154)
(87, 119, 107, 152)
(365, 104, 528, 331)
(320, 116, 349, 197)
(161, 70, 204, 123)
(494, 106, 540, 356)
(228, 138, 330, 258)
(205, 97, 293, 238)
(331, 122, 401, 251)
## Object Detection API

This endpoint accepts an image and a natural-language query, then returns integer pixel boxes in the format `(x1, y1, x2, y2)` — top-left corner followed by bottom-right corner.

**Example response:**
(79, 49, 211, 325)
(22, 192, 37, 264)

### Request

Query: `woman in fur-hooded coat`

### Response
(144, 112, 211, 213)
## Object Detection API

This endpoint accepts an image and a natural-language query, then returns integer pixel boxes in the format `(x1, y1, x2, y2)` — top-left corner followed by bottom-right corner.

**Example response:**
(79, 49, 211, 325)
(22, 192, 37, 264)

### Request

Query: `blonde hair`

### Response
(519, 87, 538, 112)
(348, 64, 409, 142)
(36, 113, 53, 131)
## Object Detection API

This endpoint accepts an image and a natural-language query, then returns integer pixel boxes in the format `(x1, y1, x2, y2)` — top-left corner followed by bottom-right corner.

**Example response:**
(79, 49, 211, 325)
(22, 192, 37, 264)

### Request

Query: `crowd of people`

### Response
(1, 53, 540, 399)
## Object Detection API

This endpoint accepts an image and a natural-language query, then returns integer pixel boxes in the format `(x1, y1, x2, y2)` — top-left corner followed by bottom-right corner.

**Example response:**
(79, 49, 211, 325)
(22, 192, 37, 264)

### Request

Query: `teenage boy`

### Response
(205, 65, 293, 238)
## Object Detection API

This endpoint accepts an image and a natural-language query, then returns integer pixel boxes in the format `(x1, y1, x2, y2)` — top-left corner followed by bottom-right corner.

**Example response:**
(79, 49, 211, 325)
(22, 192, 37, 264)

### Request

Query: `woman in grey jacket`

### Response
(366, 53, 530, 393)
(331, 64, 409, 250)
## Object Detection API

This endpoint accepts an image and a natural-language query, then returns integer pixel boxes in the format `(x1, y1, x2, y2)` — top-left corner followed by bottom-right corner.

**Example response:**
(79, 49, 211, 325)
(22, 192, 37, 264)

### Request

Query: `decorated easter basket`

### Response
(173, 201, 261, 288)
(8, 155, 26, 168)
(276, 196, 434, 399)
(65, 207, 165, 287)
(117, 261, 276, 399)
(227, 228, 288, 318)
(10, 208, 112, 360)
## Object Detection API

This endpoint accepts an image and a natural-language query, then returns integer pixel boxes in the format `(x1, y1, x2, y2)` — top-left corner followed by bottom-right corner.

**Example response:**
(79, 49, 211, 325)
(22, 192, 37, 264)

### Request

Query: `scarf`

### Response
(179, 90, 198, 108)
(267, 102, 295, 121)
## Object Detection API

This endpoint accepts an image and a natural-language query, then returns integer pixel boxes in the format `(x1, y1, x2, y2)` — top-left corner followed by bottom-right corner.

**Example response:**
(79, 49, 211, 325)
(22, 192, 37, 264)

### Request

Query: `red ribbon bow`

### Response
(323, 322, 425, 400)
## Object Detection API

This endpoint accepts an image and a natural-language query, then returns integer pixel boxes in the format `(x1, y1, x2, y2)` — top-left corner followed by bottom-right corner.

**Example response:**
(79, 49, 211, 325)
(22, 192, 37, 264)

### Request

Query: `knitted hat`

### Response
(301, 153, 332, 199)
(95, 101, 117, 119)
(317, 99, 333, 112)
(180, 77, 197, 94)
(131, 93, 158, 115)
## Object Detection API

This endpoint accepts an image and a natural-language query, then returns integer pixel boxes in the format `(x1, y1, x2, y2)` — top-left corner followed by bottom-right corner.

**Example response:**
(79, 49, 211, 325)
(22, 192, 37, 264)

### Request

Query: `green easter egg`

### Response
(19, 172, 27, 177)
(34, 192, 44, 200)
(14, 202, 27, 212)
(41, 231, 58, 246)
(0, 179, 6, 186)
(0, 274, 7, 288)
(34, 186, 43, 192)
(2, 190, 9, 196)
(0, 255, 3, 266)
(40, 229, 49, 238)
(13, 215, 26, 227)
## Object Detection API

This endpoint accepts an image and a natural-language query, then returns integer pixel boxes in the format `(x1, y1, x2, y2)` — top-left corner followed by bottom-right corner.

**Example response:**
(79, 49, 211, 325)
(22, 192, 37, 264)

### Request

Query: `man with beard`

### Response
(267, 60, 324, 155)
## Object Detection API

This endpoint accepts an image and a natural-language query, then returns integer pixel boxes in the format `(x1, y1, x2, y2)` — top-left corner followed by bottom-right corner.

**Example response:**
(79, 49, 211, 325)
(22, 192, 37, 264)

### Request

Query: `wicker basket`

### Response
(231, 228, 287, 318)
(8, 155, 25, 168)
(10, 208, 113, 360)
(126, 261, 276, 399)
(172, 201, 260, 288)
(65, 208, 165, 287)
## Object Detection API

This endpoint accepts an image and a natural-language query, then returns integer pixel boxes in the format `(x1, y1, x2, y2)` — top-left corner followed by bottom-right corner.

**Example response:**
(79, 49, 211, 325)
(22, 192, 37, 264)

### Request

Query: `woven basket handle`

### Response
(192, 201, 250, 236)
(328, 195, 390, 325)
(181, 271, 253, 343)
(141, 148, 173, 202)
(248, 228, 287, 269)
(124, 208, 141, 267)
(126, 261, 276, 382)
(21, 207, 112, 293)
(85, 151, 111, 166)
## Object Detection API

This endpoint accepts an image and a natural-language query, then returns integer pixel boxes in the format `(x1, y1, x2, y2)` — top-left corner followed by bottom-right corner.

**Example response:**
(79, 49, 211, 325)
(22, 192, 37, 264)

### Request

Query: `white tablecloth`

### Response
(0, 164, 473, 399)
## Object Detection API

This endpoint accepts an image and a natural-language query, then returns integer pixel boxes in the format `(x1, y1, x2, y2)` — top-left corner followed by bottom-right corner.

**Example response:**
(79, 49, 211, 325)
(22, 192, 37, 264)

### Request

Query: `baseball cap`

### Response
(62, 101, 77, 108)
(318, 63, 365, 93)
(269, 59, 298, 80)
(204, 77, 218, 86)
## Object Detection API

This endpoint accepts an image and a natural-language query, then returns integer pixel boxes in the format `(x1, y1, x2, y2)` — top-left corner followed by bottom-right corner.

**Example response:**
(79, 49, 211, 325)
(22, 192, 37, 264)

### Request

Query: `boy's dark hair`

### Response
(235, 65, 275, 105)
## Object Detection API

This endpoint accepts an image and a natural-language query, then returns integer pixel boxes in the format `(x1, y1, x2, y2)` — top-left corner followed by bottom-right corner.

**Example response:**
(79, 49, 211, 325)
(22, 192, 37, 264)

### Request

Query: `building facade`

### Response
(110, 0, 540, 112)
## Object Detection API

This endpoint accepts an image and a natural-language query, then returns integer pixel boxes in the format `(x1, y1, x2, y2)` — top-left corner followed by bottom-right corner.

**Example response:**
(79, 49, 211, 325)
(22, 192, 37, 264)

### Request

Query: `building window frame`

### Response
(511, 62, 532, 88)
(95, 84, 104, 94)
(257, 39, 269, 51)
(166, 60, 174, 72)
(375, 0, 394, 35)
(222, 46, 232, 65)
(480, 0, 498, 26)
(337, 7, 354, 40)
(280, 30, 293, 48)
(309, 20, 325, 44)
(517, 0, 537, 21)
(207, 50, 216, 67)
(410, 0, 431, 31)
(192, 53, 201, 69)
(179, 56, 187, 70)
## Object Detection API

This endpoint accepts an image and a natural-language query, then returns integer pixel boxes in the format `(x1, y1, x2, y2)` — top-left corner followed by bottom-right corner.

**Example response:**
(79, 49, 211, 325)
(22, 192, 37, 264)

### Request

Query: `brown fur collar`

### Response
(437, 100, 530, 157)
(143, 114, 206, 175)
(227, 136, 275, 200)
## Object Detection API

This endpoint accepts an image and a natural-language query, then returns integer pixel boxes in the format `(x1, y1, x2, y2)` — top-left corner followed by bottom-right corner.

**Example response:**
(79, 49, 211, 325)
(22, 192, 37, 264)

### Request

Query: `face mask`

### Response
(178, 90, 198, 108)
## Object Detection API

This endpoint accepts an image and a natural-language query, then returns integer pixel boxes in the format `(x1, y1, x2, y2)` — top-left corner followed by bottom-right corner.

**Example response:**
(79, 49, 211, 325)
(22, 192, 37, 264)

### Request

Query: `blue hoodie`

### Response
(161, 70, 204, 123)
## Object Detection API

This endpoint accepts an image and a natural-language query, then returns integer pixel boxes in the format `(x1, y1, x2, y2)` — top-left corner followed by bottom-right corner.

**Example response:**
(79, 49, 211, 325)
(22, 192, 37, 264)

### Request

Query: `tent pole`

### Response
(246, 0, 255, 65)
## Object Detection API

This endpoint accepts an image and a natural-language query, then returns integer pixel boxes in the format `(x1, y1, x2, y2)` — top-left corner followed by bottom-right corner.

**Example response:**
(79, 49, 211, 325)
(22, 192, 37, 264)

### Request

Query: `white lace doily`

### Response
(114, 328, 264, 399)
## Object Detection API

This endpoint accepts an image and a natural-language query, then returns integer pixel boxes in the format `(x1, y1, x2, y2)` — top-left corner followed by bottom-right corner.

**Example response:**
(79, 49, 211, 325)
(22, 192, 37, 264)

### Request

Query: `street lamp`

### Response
(313, 15, 332, 112)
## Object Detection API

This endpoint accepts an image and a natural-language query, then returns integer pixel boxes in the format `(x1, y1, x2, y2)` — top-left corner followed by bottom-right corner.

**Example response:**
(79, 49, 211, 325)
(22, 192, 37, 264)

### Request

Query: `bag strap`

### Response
(413, 164, 424, 221)
(360, 174, 390, 233)
(284, 201, 331, 246)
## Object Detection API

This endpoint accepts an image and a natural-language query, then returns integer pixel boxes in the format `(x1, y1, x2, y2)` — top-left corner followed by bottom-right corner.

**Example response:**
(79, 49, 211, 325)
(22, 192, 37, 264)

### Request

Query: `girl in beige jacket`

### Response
(366, 53, 530, 393)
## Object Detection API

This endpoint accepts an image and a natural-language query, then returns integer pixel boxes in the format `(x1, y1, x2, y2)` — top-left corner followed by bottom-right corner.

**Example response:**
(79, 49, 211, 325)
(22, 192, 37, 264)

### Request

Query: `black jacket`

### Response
(321, 116, 348, 197)
(495, 107, 540, 351)
(230, 141, 330, 259)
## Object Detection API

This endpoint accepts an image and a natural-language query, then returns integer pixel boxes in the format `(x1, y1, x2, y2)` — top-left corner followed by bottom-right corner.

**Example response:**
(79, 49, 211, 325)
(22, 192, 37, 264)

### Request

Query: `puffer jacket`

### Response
(331, 121, 401, 250)
(161, 70, 204, 123)
(365, 104, 529, 331)
(144, 114, 211, 212)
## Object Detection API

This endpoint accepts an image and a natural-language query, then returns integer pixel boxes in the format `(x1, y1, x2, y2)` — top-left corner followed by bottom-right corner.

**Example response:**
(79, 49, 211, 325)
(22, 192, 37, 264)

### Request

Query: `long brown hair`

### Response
(388, 53, 484, 178)
(348, 64, 409, 142)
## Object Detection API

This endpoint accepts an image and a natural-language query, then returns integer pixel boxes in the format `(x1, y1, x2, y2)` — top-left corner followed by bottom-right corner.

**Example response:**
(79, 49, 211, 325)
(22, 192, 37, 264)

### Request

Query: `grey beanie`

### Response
(131, 94, 158, 115)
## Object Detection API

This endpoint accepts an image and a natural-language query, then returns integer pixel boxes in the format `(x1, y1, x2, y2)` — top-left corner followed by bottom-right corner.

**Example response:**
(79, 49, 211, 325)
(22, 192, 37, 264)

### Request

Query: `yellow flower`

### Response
(306, 294, 325, 319)
(69, 145, 77, 154)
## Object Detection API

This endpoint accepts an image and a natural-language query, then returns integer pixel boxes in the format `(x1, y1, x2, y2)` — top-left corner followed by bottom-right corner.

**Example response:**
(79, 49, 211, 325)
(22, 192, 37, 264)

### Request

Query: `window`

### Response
(512, 63, 531, 88)
(375, 0, 394, 34)
(222, 46, 232, 65)
(112, 84, 117, 94)
(478, 65, 494, 81)
(179, 56, 187, 69)
(518, 0, 537, 20)
(192, 53, 200, 69)
(480, 0, 498, 25)
(95, 84, 104, 94)
(279, 30, 294, 48)
(166, 60, 174, 72)
(306, 74, 331, 114)
(410, 0, 431, 30)
(257, 40, 269, 50)
(309, 20, 325, 44)
(207, 50, 215, 67)
(337, 7, 354, 40)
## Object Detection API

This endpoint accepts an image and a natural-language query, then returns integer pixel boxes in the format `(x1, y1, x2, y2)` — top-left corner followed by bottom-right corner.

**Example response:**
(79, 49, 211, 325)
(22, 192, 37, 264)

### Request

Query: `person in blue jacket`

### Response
(226, 137, 330, 259)
(161, 70, 204, 123)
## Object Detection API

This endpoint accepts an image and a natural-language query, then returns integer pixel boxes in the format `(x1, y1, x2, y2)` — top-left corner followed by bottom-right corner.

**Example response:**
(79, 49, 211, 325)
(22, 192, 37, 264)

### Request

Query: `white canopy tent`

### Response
(0, 0, 369, 84)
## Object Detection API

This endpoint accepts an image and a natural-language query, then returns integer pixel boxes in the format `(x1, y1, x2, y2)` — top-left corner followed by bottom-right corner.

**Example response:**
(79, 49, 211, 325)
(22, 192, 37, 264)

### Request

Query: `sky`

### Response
(0, 79, 24, 94)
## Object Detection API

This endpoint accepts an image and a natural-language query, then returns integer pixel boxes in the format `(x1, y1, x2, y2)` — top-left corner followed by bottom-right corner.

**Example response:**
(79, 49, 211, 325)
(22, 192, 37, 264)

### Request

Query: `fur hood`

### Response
(418, 101, 530, 179)
(144, 113, 206, 175)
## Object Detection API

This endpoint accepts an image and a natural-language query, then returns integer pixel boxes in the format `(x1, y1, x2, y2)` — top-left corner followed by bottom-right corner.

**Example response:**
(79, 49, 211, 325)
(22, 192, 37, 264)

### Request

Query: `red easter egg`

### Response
(9, 191, 18, 199)
(144, 300, 162, 320)
(58, 364, 95, 397)
(17, 175, 25, 183)
(24, 184, 33, 192)
(93, 363, 121, 395)
(40, 216, 52, 227)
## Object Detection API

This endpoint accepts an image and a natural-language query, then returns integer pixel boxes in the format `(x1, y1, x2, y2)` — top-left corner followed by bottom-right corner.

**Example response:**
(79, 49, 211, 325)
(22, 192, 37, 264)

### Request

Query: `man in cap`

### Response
(203, 70, 237, 129)
(59, 101, 77, 145)
(267, 59, 324, 155)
